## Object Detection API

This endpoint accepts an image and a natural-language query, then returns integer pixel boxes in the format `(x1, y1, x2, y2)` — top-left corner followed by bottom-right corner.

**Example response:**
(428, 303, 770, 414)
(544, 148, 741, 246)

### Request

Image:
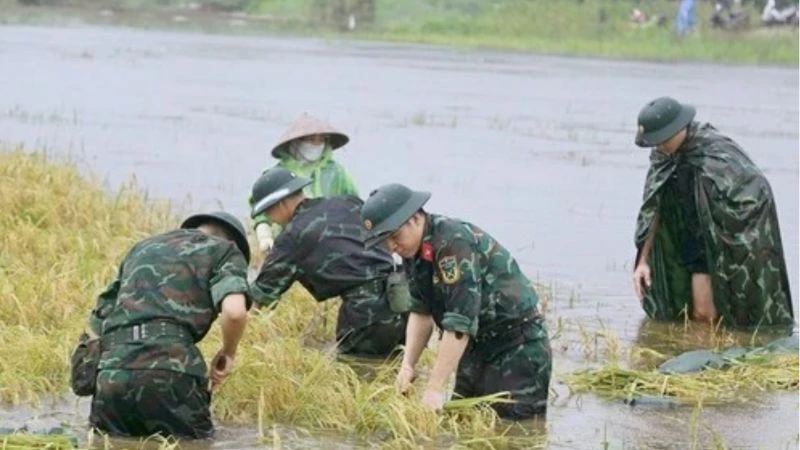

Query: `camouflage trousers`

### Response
(90, 369, 213, 439)
(337, 279, 407, 358)
(455, 322, 552, 420)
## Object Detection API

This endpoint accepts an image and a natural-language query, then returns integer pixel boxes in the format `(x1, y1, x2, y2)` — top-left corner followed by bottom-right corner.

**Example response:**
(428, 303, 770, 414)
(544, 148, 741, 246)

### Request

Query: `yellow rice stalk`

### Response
(564, 353, 799, 405)
(0, 148, 546, 449)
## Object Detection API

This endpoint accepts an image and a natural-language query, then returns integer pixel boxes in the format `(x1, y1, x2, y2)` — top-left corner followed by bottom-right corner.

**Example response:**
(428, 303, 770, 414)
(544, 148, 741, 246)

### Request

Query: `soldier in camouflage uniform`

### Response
(86, 211, 252, 438)
(249, 167, 406, 357)
(360, 184, 552, 419)
(633, 96, 794, 328)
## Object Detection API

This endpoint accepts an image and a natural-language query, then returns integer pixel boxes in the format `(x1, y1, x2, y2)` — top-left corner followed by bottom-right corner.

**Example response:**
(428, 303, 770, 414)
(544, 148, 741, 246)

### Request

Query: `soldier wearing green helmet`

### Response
(361, 184, 552, 419)
(633, 96, 793, 328)
(249, 167, 407, 357)
(75, 211, 252, 438)
(248, 113, 360, 256)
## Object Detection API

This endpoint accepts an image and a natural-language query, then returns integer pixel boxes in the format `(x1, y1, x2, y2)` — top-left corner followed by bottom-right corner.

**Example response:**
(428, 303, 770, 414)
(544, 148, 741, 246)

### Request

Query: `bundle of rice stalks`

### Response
(0, 433, 76, 450)
(564, 352, 798, 405)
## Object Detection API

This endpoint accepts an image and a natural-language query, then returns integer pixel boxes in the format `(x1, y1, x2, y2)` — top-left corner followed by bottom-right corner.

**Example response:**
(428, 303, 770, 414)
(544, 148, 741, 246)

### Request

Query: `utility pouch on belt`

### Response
(69, 331, 100, 397)
(386, 270, 412, 313)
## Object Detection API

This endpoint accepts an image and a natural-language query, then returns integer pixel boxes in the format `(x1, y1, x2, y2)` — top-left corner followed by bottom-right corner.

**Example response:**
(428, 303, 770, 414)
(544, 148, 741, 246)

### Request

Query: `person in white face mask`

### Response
(249, 113, 360, 254)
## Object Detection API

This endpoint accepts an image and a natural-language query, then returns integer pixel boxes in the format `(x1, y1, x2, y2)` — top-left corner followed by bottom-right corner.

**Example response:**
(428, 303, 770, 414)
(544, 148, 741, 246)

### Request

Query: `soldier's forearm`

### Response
(220, 293, 248, 357)
(401, 312, 433, 370)
(426, 330, 469, 392)
(639, 215, 659, 265)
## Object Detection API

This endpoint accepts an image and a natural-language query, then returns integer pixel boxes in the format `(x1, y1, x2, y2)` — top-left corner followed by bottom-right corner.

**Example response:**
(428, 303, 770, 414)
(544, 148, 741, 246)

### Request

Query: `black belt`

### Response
(102, 320, 193, 346)
(473, 310, 543, 346)
(341, 277, 386, 299)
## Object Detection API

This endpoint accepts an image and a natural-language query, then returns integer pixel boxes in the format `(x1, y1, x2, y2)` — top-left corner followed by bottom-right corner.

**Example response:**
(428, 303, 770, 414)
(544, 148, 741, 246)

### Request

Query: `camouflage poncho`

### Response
(634, 122, 794, 328)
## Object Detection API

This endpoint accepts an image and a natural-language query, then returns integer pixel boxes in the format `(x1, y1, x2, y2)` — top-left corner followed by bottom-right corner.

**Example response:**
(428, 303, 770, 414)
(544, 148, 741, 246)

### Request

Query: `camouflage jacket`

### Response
(406, 213, 543, 342)
(88, 229, 250, 378)
(251, 196, 394, 306)
(634, 121, 794, 327)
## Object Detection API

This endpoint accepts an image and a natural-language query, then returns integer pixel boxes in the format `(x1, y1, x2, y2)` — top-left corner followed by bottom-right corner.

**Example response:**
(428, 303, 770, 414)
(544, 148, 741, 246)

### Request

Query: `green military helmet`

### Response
(181, 211, 251, 263)
(250, 167, 312, 217)
(361, 183, 431, 248)
(635, 96, 696, 147)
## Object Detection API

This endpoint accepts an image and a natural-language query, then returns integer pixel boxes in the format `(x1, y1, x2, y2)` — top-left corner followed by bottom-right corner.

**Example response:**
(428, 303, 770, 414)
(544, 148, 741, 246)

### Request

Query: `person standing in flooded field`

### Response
(249, 113, 360, 255)
(81, 211, 252, 438)
(632, 96, 794, 329)
(360, 184, 552, 419)
(249, 167, 407, 357)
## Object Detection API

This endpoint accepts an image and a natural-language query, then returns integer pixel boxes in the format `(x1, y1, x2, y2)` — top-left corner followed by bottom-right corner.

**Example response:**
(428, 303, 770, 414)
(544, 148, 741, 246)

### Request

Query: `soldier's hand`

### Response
(209, 350, 236, 392)
(396, 365, 417, 396)
(420, 388, 446, 412)
(633, 262, 652, 300)
(255, 223, 274, 253)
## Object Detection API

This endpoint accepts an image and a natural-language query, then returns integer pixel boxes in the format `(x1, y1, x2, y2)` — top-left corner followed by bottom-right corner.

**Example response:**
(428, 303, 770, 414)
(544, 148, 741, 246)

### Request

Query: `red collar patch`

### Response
(420, 243, 434, 262)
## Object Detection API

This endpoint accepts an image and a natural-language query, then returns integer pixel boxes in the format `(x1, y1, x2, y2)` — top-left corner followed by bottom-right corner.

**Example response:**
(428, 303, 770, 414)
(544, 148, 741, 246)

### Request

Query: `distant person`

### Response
(761, 0, 799, 26)
(249, 113, 359, 255)
(675, 0, 697, 36)
(632, 96, 794, 328)
(631, 8, 649, 24)
(711, 0, 750, 30)
(630, 8, 667, 27)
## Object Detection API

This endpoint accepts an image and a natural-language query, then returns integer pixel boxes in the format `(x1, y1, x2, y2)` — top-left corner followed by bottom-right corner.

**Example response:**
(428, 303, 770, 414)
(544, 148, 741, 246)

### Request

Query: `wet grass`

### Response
(0, 148, 177, 407)
(0, 147, 545, 449)
(0, 432, 183, 450)
(563, 342, 799, 406)
(204, 291, 547, 448)
(1, 0, 797, 65)
(0, 434, 76, 450)
(551, 314, 798, 407)
(250, 0, 800, 65)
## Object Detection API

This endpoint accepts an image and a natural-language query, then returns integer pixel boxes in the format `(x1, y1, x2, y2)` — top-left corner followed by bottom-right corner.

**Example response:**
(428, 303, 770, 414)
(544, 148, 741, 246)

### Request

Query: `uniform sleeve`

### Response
(435, 239, 481, 337)
(253, 212, 271, 228)
(250, 231, 301, 307)
(209, 245, 251, 311)
(88, 267, 123, 335)
(407, 295, 430, 315)
(270, 222, 284, 238)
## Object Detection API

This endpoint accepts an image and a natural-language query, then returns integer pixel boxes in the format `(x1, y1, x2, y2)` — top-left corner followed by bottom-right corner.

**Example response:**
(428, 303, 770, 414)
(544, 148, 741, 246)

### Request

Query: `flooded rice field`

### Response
(0, 24, 797, 449)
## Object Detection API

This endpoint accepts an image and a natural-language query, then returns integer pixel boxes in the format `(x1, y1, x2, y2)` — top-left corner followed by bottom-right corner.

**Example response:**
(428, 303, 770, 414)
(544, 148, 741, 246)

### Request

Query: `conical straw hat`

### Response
(270, 113, 349, 158)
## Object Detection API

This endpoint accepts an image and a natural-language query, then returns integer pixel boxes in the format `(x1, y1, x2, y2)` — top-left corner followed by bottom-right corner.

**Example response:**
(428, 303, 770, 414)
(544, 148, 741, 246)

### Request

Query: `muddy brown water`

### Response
(0, 23, 798, 449)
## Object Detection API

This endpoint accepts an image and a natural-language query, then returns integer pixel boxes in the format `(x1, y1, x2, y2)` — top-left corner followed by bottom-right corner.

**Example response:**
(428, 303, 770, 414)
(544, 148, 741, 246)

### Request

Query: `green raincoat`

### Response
(250, 146, 359, 229)
(634, 122, 794, 328)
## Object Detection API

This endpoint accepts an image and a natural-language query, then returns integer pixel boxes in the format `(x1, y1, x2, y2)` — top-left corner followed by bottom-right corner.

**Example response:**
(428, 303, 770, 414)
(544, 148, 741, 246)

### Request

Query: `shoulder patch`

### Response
(438, 255, 460, 284)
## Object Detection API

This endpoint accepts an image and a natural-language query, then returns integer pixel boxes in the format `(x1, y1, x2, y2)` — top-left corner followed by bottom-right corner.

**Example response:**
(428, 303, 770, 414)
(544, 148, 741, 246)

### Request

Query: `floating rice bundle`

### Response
(444, 392, 517, 411)
(0, 433, 76, 450)
(565, 350, 799, 405)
